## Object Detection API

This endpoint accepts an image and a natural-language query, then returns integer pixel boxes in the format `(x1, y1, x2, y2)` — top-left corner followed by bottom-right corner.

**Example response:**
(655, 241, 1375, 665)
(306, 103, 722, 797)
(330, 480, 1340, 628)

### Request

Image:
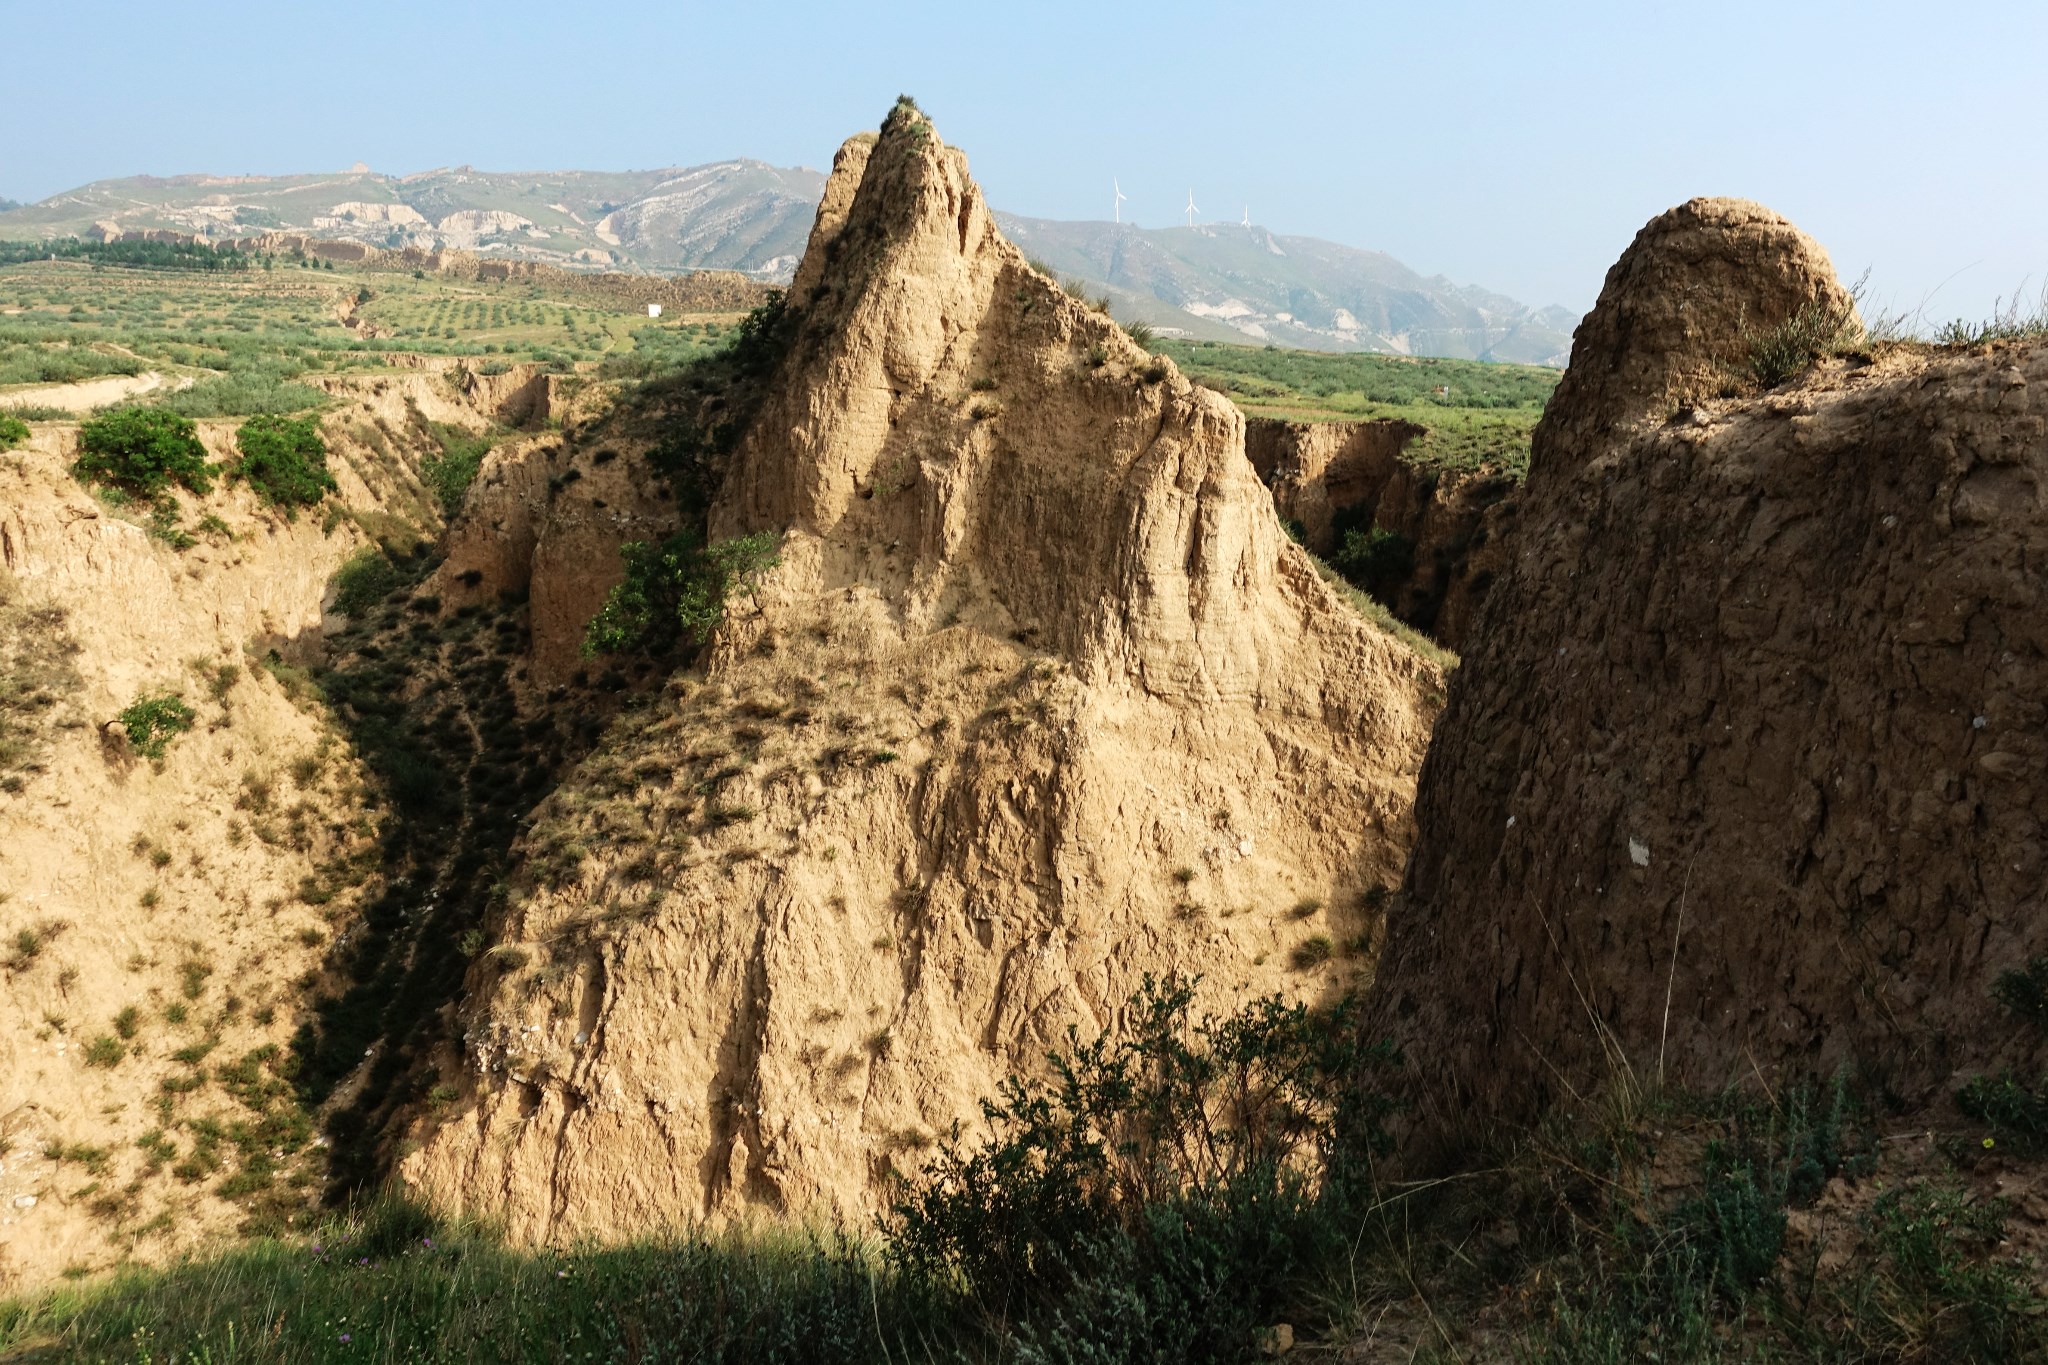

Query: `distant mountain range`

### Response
(0, 162, 1574, 364)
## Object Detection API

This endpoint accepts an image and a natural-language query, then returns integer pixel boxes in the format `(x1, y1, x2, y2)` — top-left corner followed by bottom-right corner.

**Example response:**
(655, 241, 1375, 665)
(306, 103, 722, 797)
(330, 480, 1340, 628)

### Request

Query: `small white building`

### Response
(647, 304, 662, 319)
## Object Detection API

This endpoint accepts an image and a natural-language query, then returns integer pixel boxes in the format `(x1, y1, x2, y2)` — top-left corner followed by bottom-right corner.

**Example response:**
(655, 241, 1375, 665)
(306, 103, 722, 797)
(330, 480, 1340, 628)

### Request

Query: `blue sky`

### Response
(4, 0, 2041, 322)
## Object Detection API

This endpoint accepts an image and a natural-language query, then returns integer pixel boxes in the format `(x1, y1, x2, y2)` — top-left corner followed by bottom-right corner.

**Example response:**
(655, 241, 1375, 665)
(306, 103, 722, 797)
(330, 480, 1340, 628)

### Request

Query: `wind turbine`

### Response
(1241, 205, 1250, 228)
(1114, 178, 1127, 224)
(1184, 190, 1198, 227)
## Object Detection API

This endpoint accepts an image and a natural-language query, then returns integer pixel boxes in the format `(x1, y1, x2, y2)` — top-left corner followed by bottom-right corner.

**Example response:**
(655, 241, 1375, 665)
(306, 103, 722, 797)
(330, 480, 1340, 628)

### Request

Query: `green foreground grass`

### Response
(8, 1083, 2045, 1364)
(1, 1210, 945, 1364)
(11, 954, 2048, 1365)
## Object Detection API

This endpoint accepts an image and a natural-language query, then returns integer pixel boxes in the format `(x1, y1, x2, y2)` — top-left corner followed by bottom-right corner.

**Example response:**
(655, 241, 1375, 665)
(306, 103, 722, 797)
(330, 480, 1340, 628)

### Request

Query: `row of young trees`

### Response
(0, 237, 253, 272)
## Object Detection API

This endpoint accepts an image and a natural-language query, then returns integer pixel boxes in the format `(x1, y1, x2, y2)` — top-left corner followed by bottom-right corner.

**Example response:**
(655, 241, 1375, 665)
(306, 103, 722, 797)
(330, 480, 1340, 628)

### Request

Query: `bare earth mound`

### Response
(1371, 196, 2048, 1142)
(403, 109, 1445, 1239)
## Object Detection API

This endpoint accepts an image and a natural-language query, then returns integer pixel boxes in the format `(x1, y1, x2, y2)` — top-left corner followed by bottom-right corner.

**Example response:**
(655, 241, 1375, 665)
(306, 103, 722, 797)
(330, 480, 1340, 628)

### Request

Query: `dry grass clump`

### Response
(0, 568, 83, 790)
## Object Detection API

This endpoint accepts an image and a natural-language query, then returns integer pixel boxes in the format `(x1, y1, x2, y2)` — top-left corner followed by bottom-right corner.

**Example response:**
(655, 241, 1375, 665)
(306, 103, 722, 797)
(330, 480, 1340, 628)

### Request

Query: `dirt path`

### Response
(0, 371, 188, 414)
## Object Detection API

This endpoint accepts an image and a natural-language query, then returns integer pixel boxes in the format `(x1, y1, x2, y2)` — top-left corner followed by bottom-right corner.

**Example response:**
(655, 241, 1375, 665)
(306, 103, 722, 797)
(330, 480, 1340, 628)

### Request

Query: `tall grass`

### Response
(1934, 283, 2048, 348)
(0, 1202, 954, 1364)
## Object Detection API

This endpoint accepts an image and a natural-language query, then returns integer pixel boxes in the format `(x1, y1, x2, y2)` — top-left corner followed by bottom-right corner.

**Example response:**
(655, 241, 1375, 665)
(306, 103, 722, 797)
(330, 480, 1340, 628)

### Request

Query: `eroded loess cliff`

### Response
(403, 108, 1446, 1239)
(0, 378, 481, 1285)
(1245, 416, 1518, 648)
(1371, 197, 2048, 1145)
(0, 369, 539, 1289)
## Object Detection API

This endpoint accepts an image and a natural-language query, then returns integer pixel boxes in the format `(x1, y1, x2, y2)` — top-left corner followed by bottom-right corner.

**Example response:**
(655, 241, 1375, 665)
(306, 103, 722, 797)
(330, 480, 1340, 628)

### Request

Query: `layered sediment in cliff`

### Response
(404, 108, 1446, 1239)
(1371, 197, 2048, 1144)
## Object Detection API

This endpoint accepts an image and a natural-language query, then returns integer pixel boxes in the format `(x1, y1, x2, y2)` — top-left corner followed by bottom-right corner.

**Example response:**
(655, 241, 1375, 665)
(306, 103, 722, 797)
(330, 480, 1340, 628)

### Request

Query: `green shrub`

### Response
(1990, 955, 2048, 1025)
(235, 415, 335, 512)
(1289, 933, 1334, 969)
(583, 531, 781, 658)
(1956, 956, 2048, 1144)
(145, 499, 194, 550)
(420, 424, 497, 515)
(331, 548, 401, 616)
(1330, 523, 1414, 599)
(0, 414, 27, 450)
(725, 291, 793, 379)
(888, 976, 1390, 1359)
(73, 408, 213, 498)
(83, 1035, 124, 1068)
(118, 693, 195, 760)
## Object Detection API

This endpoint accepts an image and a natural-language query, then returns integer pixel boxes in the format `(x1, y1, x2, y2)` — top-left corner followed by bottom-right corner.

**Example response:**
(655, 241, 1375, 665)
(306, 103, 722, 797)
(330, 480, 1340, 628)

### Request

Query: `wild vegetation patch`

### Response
(234, 414, 335, 512)
(583, 531, 781, 659)
(288, 571, 629, 1198)
(1161, 337, 1557, 477)
(71, 407, 213, 499)
(417, 421, 500, 515)
(116, 692, 195, 761)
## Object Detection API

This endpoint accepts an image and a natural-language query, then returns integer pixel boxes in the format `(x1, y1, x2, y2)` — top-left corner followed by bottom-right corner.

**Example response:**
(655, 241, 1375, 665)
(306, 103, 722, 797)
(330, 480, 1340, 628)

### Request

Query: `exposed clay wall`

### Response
(403, 109, 1446, 1243)
(1368, 199, 2048, 1149)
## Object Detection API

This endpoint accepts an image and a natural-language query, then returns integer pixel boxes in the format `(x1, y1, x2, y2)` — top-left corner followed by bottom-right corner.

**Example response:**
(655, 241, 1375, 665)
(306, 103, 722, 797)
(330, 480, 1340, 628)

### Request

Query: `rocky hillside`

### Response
(999, 215, 1577, 363)
(400, 107, 1447, 1240)
(0, 163, 826, 280)
(1369, 197, 2048, 1145)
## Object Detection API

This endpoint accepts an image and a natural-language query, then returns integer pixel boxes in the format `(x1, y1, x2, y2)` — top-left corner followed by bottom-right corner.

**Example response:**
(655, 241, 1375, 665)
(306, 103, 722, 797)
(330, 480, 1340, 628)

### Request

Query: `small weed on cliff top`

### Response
(1934, 284, 2048, 348)
(1738, 294, 1863, 390)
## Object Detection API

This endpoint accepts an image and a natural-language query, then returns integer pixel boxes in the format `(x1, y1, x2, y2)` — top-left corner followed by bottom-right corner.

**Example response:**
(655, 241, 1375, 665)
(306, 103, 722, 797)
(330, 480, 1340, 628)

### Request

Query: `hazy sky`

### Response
(5, 0, 2041, 322)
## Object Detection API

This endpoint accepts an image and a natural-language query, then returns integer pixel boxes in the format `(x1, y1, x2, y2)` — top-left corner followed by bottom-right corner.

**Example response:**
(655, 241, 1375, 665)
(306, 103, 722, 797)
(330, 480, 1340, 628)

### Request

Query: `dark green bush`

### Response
(1990, 956, 2048, 1025)
(583, 531, 780, 658)
(73, 408, 213, 498)
(331, 549, 402, 616)
(888, 976, 1391, 1360)
(118, 693, 196, 760)
(725, 291, 792, 379)
(420, 424, 498, 515)
(1955, 956, 2048, 1144)
(236, 414, 335, 512)
(1330, 523, 1414, 599)
(0, 414, 27, 450)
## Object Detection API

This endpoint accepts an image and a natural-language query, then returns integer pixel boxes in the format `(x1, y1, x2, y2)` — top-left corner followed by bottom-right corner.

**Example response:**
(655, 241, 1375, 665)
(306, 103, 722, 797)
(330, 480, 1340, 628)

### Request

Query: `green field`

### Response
(1161, 338, 1558, 477)
(1, 253, 1555, 471)
(0, 256, 744, 418)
